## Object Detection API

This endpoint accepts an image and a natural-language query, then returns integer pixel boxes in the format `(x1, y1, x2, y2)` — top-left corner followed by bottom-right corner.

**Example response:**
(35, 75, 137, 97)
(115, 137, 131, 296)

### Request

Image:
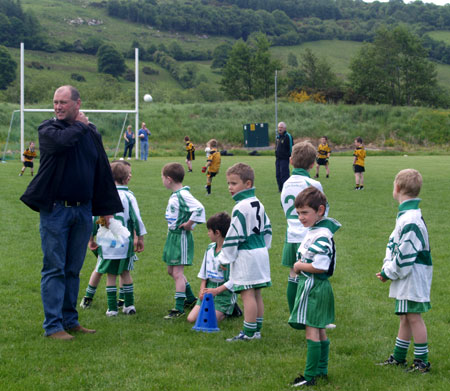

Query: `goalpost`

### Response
(18, 43, 141, 160)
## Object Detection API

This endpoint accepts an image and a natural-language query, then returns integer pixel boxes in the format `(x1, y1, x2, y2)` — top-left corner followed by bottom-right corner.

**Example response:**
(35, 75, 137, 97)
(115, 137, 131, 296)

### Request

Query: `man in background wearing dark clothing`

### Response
(275, 121, 293, 192)
(21, 85, 123, 340)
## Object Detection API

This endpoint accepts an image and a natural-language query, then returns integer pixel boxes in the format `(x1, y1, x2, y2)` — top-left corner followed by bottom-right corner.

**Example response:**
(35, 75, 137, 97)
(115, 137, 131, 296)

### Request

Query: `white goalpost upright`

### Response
(19, 43, 141, 159)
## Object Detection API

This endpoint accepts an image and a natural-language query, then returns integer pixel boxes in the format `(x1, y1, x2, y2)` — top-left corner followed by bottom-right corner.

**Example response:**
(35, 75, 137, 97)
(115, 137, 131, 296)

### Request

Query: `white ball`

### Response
(143, 94, 153, 102)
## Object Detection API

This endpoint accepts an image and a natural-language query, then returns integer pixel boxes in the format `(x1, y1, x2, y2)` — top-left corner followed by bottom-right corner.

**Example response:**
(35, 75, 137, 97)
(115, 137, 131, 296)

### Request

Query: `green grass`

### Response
(427, 30, 450, 45)
(0, 155, 449, 390)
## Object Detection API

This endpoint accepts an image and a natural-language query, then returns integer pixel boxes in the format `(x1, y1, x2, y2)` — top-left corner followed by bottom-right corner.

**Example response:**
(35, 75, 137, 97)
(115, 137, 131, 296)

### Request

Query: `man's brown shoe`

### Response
(47, 330, 74, 340)
(67, 325, 96, 334)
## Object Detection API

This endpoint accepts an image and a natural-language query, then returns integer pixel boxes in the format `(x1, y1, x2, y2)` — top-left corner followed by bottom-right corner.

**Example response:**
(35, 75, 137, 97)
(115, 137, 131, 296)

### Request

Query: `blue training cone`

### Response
(192, 293, 219, 333)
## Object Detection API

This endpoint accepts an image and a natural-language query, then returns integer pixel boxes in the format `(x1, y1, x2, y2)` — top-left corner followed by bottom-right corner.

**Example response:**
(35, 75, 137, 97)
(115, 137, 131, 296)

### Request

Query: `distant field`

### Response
(1, 155, 449, 391)
(427, 30, 450, 44)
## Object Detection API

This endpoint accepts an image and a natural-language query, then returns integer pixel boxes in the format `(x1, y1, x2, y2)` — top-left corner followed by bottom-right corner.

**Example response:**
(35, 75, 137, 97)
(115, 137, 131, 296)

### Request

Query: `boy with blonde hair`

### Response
(376, 169, 432, 373)
(281, 141, 326, 313)
(81, 160, 146, 316)
(218, 163, 272, 341)
(162, 162, 206, 319)
(315, 136, 331, 179)
(202, 139, 221, 195)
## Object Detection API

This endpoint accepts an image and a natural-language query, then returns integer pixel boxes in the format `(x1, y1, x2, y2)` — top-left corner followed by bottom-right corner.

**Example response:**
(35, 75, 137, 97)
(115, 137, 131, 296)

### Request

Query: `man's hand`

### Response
(76, 111, 89, 125)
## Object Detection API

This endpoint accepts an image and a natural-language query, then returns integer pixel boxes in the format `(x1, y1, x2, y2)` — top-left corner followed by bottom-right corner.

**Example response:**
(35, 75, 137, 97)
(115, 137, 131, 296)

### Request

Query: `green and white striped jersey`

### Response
(218, 188, 272, 286)
(381, 198, 432, 302)
(281, 168, 325, 243)
(297, 217, 341, 280)
(165, 186, 205, 231)
(198, 242, 234, 290)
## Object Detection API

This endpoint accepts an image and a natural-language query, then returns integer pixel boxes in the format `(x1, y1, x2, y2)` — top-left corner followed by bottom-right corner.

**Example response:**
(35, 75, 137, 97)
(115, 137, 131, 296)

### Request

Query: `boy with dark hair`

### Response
(289, 186, 341, 387)
(218, 163, 272, 341)
(353, 137, 366, 190)
(187, 212, 237, 323)
(376, 169, 432, 373)
(162, 162, 206, 319)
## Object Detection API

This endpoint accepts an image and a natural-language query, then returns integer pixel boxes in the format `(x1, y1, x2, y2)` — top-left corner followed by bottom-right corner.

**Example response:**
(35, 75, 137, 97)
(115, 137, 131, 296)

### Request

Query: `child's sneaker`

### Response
(290, 375, 316, 387)
(226, 331, 255, 342)
(325, 323, 336, 329)
(117, 299, 125, 308)
(376, 354, 407, 366)
(79, 296, 93, 309)
(123, 305, 136, 315)
(184, 299, 197, 310)
(164, 309, 185, 319)
(106, 310, 118, 317)
(253, 331, 261, 339)
(406, 359, 430, 373)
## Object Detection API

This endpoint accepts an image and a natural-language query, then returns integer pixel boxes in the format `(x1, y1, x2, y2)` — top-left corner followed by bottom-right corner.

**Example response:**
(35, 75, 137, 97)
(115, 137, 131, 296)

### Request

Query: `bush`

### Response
(71, 73, 86, 82)
(142, 66, 159, 75)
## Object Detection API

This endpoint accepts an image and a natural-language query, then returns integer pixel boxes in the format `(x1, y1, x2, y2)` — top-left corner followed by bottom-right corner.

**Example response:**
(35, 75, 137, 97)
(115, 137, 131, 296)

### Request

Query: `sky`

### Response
(364, 0, 448, 4)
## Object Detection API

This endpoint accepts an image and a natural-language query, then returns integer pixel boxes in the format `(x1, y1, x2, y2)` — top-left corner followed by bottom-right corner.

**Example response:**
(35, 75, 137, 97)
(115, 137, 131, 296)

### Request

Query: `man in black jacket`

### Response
(275, 121, 293, 192)
(21, 85, 123, 340)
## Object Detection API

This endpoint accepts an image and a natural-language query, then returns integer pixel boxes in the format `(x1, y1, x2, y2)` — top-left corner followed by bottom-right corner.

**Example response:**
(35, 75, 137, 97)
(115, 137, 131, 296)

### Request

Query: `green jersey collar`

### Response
(312, 217, 341, 234)
(292, 168, 310, 177)
(116, 185, 129, 191)
(233, 188, 255, 202)
(174, 186, 190, 194)
(398, 198, 421, 213)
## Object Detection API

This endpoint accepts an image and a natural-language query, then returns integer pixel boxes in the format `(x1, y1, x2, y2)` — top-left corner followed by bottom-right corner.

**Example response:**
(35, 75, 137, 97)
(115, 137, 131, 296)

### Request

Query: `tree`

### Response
(97, 44, 126, 77)
(287, 52, 298, 67)
(0, 45, 16, 90)
(349, 25, 439, 106)
(211, 43, 232, 69)
(299, 48, 338, 90)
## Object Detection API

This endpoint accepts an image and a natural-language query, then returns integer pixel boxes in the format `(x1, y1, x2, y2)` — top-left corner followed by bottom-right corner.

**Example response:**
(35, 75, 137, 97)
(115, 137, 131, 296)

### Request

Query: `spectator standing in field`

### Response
(123, 125, 135, 160)
(275, 121, 293, 192)
(20, 85, 123, 340)
(19, 141, 37, 176)
(161, 162, 206, 319)
(376, 169, 432, 373)
(353, 137, 366, 190)
(138, 122, 151, 161)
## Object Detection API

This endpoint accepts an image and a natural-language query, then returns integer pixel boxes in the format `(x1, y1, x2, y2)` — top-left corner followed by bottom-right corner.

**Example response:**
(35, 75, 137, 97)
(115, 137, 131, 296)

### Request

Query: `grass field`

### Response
(0, 154, 449, 390)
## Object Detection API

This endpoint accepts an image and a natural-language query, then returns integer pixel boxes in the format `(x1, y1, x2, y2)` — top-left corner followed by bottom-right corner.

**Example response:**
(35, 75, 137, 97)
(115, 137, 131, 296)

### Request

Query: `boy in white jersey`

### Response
(281, 141, 326, 313)
(162, 162, 206, 319)
(218, 163, 272, 341)
(376, 169, 432, 373)
(187, 212, 236, 323)
(80, 160, 146, 316)
(289, 187, 341, 387)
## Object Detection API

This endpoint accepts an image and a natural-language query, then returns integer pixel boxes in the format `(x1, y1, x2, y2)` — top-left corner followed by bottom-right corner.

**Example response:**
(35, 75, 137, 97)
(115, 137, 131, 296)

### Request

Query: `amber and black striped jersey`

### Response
(23, 148, 37, 162)
(185, 141, 195, 160)
(207, 149, 221, 173)
(317, 143, 331, 158)
(353, 146, 366, 167)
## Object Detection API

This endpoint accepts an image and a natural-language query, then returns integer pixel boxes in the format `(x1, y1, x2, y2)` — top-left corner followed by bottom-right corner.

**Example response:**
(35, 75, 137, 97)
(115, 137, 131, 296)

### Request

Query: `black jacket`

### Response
(275, 131, 293, 160)
(20, 118, 123, 216)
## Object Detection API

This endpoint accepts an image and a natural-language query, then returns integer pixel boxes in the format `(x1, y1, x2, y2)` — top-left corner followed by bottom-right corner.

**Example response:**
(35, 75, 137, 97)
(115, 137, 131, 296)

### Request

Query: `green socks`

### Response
(316, 339, 330, 376)
(85, 284, 97, 299)
(123, 283, 134, 307)
(304, 340, 321, 381)
(393, 337, 410, 363)
(185, 282, 196, 303)
(106, 286, 118, 312)
(175, 292, 186, 312)
(256, 317, 263, 332)
(243, 321, 257, 337)
(287, 277, 298, 313)
(414, 343, 429, 364)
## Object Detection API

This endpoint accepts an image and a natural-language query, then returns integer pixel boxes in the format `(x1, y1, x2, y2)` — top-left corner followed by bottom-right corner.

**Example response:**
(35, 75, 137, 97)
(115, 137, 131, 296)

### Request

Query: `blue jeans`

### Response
(39, 201, 92, 335)
(276, 158, 290, 192)
(140, 140, 149, 160)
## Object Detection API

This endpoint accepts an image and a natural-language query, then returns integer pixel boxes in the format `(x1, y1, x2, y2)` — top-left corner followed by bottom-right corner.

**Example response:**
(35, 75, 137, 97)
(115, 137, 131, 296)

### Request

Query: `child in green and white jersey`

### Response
(281, 141, 326, 313)
(187, 212, 236, 323)
(218, 163, 272, 341)
(80, 160, 146, 316)
(288, 186, 340, 387)
(161, 162, 206, 319)
(376, 169, 432, 373)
